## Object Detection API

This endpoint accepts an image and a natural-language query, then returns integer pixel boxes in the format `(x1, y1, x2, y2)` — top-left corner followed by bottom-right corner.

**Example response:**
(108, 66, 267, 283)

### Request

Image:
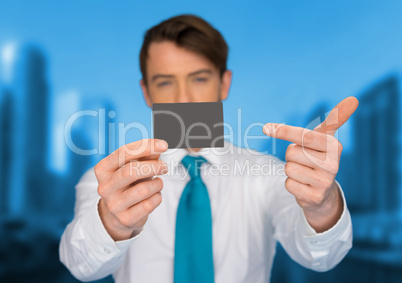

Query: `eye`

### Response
(157, 81, 171, 87)
(194, 77, 208, 83)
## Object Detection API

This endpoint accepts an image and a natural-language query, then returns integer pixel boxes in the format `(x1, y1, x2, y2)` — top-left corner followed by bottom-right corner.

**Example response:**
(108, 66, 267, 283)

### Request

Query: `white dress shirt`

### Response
(59, 141, 352, 283)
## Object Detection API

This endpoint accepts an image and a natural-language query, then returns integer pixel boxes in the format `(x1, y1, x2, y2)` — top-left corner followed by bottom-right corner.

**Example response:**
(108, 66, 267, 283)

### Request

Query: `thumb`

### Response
(314, 96, 359, 136)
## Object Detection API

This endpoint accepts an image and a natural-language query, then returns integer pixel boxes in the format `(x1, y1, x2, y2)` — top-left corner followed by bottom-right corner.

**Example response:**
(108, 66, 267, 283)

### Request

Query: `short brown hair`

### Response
(139, 14, 229, 85)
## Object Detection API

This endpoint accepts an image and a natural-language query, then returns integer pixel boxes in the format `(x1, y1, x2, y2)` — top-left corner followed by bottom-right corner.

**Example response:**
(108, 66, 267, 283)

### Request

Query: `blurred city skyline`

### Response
(1, 1, 402, 282)
(2, 1, 402, 144)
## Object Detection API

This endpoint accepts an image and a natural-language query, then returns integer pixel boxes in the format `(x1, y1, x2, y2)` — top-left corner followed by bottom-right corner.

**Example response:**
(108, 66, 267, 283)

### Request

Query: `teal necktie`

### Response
(174, 155, 214, 283)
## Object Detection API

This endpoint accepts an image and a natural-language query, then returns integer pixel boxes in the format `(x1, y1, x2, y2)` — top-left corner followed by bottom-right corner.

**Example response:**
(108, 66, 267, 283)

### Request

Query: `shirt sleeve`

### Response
(267, 162, 352, 272)
(59, 167, 142, 282)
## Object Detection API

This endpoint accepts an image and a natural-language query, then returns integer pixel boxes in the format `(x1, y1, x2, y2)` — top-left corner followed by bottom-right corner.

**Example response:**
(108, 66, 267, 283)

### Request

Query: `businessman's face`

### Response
(140, 41, 232, 106)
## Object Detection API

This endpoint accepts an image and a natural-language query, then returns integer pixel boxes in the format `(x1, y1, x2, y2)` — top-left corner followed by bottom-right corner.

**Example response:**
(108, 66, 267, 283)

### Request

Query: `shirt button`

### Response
(310, 240, 318, 244)
(313, 262, 321, 267)
(104, 248, 111, 254)
(84, 265, 92, 273)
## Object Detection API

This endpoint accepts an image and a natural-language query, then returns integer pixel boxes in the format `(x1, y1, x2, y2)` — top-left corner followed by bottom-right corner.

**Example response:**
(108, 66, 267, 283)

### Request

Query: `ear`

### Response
(219, 70, 232, 101)
(140, 79, 152, 108)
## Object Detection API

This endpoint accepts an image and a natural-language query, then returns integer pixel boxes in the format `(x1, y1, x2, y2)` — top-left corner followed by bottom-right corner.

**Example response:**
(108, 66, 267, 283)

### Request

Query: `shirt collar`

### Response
(159, 140, 234, 168)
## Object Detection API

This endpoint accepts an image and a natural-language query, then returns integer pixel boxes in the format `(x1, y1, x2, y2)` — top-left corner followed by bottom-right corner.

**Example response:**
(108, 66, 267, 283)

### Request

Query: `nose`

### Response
(175, 80, 192, 103)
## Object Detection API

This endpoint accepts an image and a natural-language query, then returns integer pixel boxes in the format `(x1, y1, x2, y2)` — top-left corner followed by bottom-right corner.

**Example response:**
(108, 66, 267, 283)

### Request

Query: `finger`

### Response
(137, 154, 163, 162)
(284, 161, 316, 186)
(314, 96, 359, 136)
(105, 160, 168, 193)
(125, 191, 163, 223)
(285, 144, 328, 169)
(117, 178, 164, 212)
(129, 176, 153, 187)
(263, 123, 332, 151)
(284, 177, 312, 206)
(100, 139, 168, 172)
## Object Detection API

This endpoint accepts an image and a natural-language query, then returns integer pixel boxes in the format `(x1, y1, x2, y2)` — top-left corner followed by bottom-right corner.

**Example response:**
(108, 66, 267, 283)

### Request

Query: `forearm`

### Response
(59, 199, 138, 281)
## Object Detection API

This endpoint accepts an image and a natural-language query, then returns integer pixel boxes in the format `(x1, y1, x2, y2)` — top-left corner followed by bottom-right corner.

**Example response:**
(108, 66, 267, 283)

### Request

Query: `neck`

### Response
(187, 148, 202, 153)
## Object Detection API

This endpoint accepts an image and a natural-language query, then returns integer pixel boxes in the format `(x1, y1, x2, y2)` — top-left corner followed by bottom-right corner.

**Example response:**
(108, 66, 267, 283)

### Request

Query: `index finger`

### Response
(100, 139, 168, 172)
(263, 123, 329, 151)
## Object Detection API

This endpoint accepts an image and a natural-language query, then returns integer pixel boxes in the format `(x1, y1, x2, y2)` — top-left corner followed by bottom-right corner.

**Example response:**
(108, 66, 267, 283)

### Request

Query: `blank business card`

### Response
(153, 102, 224, 149)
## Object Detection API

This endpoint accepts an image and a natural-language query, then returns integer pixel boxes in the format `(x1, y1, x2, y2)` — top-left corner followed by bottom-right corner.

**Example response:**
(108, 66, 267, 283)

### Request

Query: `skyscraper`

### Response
(8, 45, 50, 214)
(0, 88, 13, 214)
(352, 76, 400, 212)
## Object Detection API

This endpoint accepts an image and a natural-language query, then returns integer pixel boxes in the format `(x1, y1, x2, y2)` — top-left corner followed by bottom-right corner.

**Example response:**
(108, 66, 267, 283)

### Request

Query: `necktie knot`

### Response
(181, 155, 207, 180)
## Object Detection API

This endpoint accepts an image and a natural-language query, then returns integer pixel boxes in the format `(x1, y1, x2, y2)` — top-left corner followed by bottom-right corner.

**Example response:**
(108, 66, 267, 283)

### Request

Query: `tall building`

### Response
(350, 76, 400, 212)
(0, 88, 13, 214)
(8, 45, 50, 214)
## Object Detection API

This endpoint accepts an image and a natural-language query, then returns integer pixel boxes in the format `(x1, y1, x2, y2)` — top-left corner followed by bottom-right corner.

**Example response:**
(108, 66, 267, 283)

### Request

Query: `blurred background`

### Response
(1, 0, 402, 282)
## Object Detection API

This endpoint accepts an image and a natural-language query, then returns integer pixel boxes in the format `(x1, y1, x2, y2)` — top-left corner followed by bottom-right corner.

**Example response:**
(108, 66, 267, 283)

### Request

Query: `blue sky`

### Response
(1, 0, 402, 153)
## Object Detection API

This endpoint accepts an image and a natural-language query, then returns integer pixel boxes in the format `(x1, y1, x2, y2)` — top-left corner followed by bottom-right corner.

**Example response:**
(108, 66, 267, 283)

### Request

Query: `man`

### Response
(60, 14, 355, 283)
